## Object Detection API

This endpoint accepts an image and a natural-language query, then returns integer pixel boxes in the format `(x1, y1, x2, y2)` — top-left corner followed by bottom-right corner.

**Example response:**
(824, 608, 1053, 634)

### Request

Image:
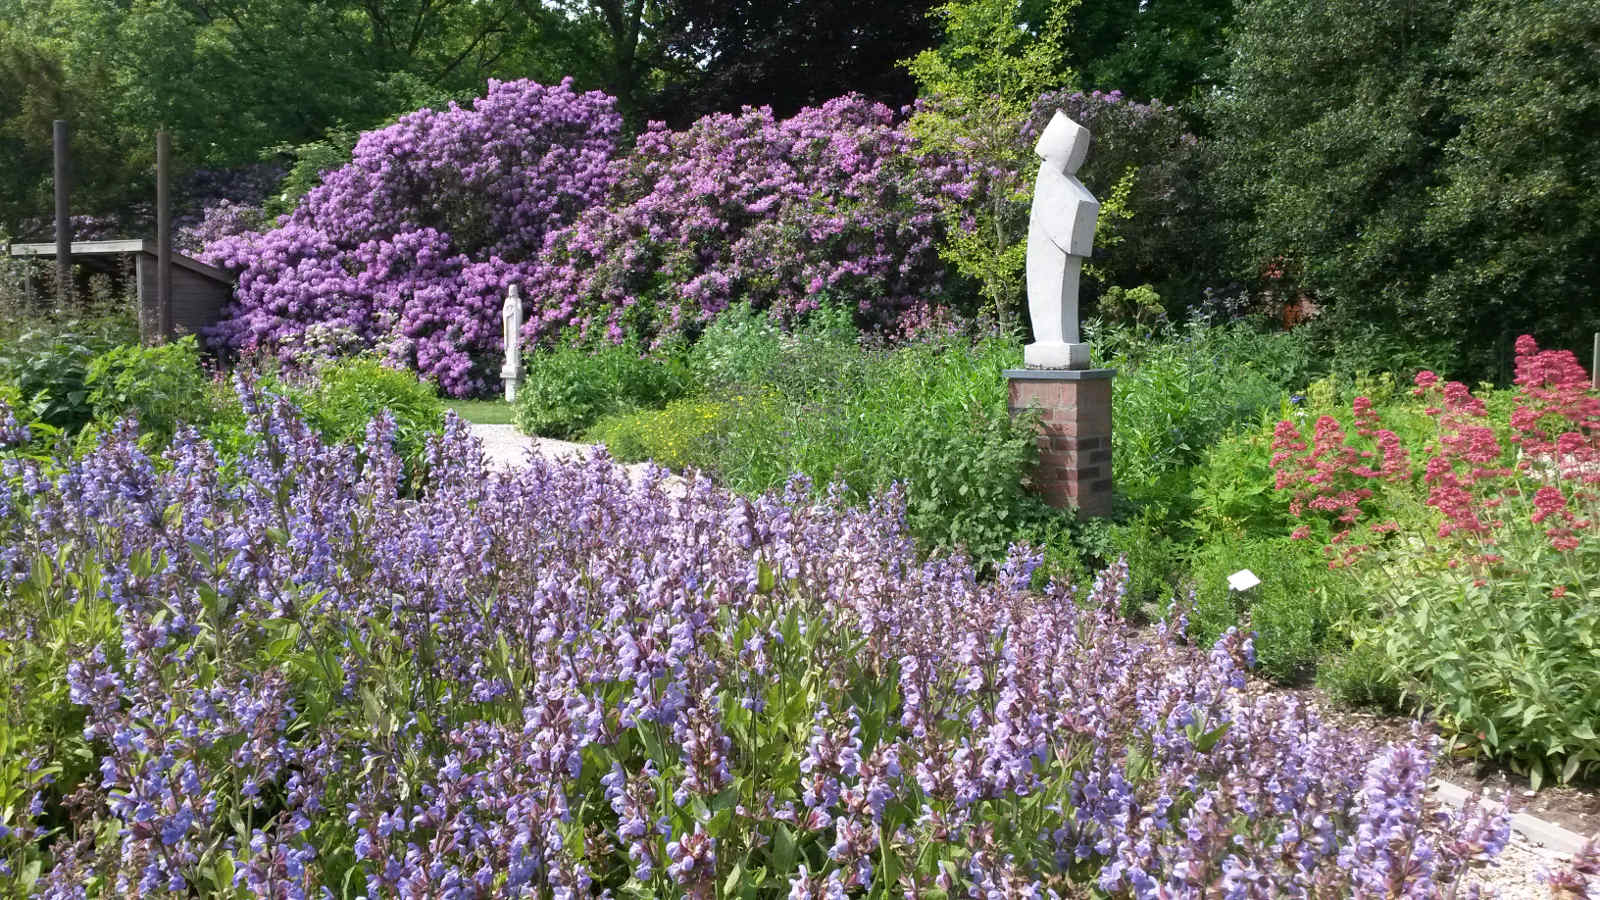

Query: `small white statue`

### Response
(501, 284, 524, 402)
(1024, 111, 1100, 369)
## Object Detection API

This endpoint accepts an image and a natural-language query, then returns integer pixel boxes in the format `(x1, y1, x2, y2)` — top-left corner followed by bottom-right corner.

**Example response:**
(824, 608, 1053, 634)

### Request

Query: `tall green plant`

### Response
(905, 0, 1077, 334)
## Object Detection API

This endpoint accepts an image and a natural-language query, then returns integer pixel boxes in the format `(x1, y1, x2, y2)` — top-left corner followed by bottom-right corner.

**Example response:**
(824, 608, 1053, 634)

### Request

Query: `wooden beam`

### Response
(156, 130, 173, 342)
(53, 120, 70, 305)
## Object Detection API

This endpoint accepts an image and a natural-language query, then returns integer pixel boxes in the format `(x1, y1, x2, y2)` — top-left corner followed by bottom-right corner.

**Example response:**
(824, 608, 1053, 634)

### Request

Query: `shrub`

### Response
(1210, 0, 1600, 379)
(1267, 336, 1600, 786)
(1094, 318, 1314, 506)
(0, 315, 139, 432)
(515, 341, 690, 439)
(202, 79, 625, 395)
(593, 324, 1052, 564)
(1188, 535, 1360, 683)
(525, 95, 963, 344)
(292, 356, 446, 470)
(84, 336, 218, 447)
(0, 396, 1511, 894)
(586, 396, 732, 471)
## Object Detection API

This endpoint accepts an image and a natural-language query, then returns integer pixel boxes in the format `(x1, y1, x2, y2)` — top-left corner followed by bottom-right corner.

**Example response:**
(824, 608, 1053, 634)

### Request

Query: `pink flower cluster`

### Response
(523, 95, 966, 345)
(1271, 405, 1409, 566)
(1273, 335, 1599, 565)
(202, 87, 968, 394)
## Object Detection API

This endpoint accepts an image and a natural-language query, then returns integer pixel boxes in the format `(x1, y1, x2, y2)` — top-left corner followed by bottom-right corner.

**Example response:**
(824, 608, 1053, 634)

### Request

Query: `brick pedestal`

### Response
(1004, 367, 1115, 517)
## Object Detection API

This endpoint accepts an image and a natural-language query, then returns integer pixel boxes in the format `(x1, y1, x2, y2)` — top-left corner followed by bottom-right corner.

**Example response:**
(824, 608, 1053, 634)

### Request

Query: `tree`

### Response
(1422, 0, 1600, 374)
(0, 0, 605, 234)
(644, 0, 938, 124)
(1062, 0, 1235, 103)
(0, 32, 148, 237)
(1210, 0, 1600, 377)
(904, 0, 1078, 335)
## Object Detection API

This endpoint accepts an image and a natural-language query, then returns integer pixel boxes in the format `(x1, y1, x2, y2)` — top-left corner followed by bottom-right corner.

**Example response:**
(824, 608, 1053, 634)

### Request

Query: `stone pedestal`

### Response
(1004, 367, 1115, 517)
(501, 365, 523, 403)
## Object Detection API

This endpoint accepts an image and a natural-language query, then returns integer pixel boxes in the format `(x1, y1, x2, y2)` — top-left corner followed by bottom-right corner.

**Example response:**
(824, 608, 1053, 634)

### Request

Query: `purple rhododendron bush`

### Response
(0, 392, 1510, 898)
(524, 95, 964, 344)
(201, 83, 965, 397)
(201, 79, 625, 396)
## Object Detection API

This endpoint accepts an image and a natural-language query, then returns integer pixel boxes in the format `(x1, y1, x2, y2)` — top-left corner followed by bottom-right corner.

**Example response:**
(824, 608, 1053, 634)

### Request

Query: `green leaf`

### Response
(1561, 754, 1582, 784)
(773, 824, 797, 874)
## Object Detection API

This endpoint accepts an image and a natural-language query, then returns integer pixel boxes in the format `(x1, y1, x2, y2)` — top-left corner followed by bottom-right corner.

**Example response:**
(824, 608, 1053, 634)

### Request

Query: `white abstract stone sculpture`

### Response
(501, 284, 524, 402)
(1024, 111, 1099, 369)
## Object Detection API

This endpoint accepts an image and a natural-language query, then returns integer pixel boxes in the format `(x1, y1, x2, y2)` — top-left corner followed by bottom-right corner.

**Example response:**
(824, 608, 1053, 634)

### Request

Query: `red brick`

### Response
(1005, 371, 1117, 516)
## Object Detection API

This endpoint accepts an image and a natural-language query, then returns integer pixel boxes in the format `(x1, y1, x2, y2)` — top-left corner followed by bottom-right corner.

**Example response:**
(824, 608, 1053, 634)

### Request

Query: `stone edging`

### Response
(1434, 780, 1593, 855)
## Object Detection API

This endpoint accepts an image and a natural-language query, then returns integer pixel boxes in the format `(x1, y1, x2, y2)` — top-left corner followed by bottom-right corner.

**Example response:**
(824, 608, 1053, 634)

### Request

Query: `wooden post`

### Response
(1592, 332, 1598, 390)
(52, 119, 70, 305)
(156, 130, 173, 341)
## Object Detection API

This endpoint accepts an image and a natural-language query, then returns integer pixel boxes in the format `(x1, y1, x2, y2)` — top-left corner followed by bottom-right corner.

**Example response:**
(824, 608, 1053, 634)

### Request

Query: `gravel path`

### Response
(470, 424, 687, 494)
(1463, 832, 1581, 897)
(471, 424, 594, 471)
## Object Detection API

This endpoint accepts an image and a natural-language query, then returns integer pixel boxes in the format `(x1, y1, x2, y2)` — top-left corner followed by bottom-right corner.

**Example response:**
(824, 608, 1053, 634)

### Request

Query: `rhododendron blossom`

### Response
(524, 95, 966, 347)
(203, 79, 626, 395)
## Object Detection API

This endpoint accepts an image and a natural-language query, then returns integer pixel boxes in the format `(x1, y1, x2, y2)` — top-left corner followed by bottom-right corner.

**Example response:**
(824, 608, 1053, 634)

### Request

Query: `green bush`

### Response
(1189, 535, 1356, 683)
(292, 356, 446, 470)
(689, 303, 862, 399)
(1358, 551, 1600, 789)
(586, 396, 732, 471)
(0, 315, 138, 432)
(515, 341, 690, 439)
(589, 318, 1052, 565)
(1210, 0, 1600, 379)
(1092, 318, 1314, 508)
(84, 336, 218, 447)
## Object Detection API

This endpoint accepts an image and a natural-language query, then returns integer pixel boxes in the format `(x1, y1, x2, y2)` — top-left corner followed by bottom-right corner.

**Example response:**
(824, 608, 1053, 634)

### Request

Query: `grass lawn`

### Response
(445, 399, 517, 425)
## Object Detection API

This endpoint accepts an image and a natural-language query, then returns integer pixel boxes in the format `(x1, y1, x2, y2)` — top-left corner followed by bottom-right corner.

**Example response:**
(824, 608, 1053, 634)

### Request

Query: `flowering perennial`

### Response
(0, 391, 1510, 896)
(1268, 336, 1600, 782)
(202, 86, 966, 395)
(524, 95, 965, 345)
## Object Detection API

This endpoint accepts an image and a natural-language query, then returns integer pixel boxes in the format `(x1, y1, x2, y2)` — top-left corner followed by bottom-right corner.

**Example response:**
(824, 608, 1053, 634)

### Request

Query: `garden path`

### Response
(470, 424, 589, 471)
(469, 424, 687, 494)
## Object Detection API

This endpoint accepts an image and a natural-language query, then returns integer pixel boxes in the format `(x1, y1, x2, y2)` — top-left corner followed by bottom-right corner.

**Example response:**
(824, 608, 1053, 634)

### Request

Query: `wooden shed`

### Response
(8, 239, 235, 343)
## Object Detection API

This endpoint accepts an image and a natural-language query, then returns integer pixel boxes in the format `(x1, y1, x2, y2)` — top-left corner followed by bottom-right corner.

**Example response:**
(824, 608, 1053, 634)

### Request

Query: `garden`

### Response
(4, 0, 1600, 894)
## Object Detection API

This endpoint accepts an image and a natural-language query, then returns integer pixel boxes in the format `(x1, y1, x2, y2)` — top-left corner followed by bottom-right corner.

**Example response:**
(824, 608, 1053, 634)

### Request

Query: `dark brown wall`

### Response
(137, 253, 230, 342)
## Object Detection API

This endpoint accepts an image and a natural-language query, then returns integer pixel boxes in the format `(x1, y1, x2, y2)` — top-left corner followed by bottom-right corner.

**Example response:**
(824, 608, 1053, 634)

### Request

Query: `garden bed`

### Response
(0, 394, 1527, 895)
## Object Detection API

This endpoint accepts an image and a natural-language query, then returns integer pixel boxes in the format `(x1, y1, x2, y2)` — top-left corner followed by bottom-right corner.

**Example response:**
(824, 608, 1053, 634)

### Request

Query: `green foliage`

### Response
(1063, 0, 1235, 102)
(1210, 0, 1600, 379)
(586, 396, 732, 471)
(0, 315, 137, 432)
(516, 340, 691, 439)
(0, 33, 149, 235)
(1360, 555, 1600, 790)
(1418, 0, 1600, 377)
(1189, 536, 1355, 683)
(263, 125, 361, 217)
(904, 0, 1077, 333)
(84, 336, 216, 446)
(1093, 318, 1314, 506)
(591, 312, 1052, 564)
(904, 0, 1075, 115)
(0, 0, 608, 235)
(290, 356, 446, 468)
(689, 304, 860, 399)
